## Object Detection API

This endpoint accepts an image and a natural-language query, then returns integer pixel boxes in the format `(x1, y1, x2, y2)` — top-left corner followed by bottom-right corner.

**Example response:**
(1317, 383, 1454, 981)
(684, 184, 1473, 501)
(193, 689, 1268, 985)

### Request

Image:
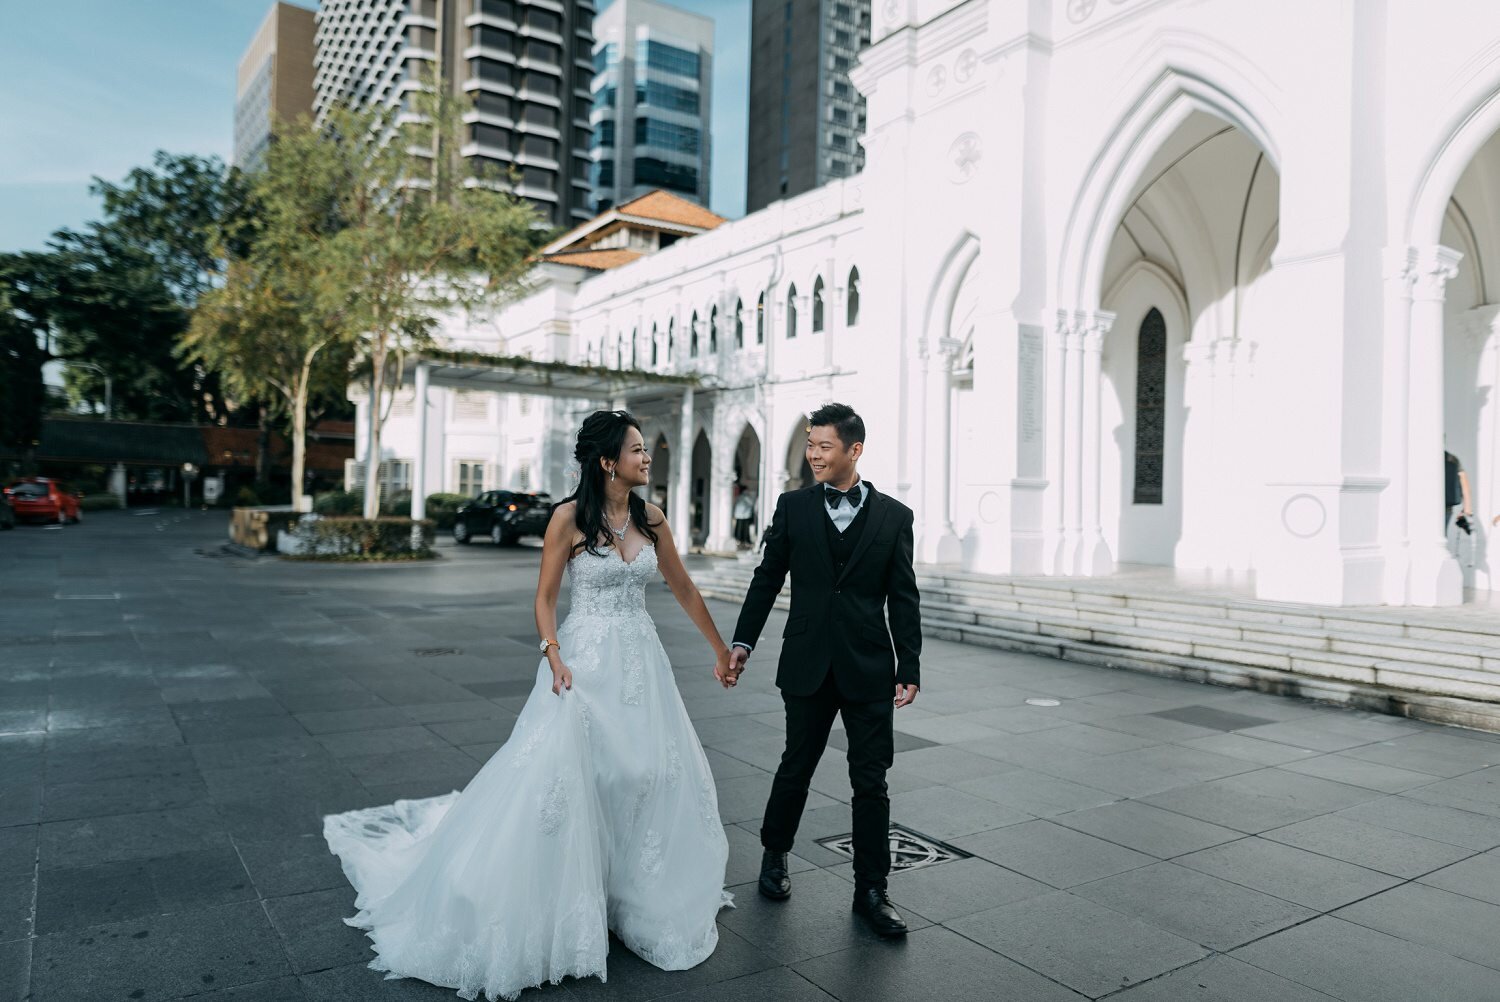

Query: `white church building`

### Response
(358, 0, 1500, 610)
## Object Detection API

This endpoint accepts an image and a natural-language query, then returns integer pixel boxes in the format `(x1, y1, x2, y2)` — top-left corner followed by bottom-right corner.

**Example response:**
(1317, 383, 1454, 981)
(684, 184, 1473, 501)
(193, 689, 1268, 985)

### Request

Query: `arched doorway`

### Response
(690, 430, 711, 547)
(1093, 112, 1280, 575)
(649, 434, 671, 515)
(784, 417, 813, 491)
(1438, 128, 1500, 594)
(732, 424, 762, 548)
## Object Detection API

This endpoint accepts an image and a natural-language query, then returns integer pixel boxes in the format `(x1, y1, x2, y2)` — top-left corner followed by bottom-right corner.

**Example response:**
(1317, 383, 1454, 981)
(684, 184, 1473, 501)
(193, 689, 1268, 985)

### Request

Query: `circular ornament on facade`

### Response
(954, 48, 978, 84)
(882, 0, 900, 23)
(1067, 0, 1097, 22)
(977, 490, 1002, 524)
(1281, 493, 1327, 539)
(926, 65, 946, 95)
(948, 132, 982, 184)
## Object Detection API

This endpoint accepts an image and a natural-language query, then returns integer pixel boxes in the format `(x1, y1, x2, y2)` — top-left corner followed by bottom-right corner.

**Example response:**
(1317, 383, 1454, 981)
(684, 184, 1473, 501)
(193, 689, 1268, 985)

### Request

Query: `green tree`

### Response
(184, 102, 539, 514)
(0, 280, 48, 470)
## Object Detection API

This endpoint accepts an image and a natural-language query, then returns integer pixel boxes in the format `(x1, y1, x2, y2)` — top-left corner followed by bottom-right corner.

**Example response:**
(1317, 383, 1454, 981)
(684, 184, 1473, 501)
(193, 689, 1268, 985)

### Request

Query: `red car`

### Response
(3, 478, 83, 524)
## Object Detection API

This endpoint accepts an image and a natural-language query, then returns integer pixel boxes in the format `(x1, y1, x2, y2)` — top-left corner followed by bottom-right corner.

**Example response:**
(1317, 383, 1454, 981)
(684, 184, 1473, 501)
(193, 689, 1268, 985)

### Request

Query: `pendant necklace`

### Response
(610, 508, 630, 539)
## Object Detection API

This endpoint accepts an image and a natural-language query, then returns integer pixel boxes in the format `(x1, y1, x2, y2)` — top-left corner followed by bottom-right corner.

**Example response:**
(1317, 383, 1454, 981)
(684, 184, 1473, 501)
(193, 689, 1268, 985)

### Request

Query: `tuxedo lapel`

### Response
(804, 487, 837, 579)
(837, 484, 888, 584)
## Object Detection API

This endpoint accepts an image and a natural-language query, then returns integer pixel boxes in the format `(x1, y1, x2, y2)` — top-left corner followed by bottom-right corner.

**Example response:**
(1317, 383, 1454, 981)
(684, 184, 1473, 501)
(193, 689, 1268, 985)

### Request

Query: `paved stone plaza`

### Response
(3, 511, 1500, 1002)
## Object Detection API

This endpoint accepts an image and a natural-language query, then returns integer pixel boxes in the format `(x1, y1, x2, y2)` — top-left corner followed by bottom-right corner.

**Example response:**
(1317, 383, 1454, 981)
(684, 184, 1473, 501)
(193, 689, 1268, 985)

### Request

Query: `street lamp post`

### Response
(182, 463, 198, 510)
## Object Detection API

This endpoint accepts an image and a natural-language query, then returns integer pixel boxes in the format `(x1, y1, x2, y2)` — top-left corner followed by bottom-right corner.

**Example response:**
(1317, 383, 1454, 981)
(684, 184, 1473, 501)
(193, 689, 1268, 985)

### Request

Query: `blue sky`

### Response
(0, 0, 750, 254)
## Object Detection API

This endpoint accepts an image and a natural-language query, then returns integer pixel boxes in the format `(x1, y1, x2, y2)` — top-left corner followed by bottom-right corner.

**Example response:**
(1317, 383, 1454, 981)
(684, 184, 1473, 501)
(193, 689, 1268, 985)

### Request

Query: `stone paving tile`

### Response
(1070, 861, 1317, 951)
(0, 939, 31, 1002)
(34, 848, 255, 935)
(1400, 768, 1500, 819)
(1175, 836, 1402, 912)
(1107, 954, 1339, 1001)
(1334, 882, 1500, 970)
(1141, 768, 1380, 833)
(29, 900, 291, 1002)
(1417, 848, 1500, 906)
(1276, 752, 1443, 793)
(949, 891, 1208, 999)
(263, 888, 372, 975)
(1338, 730, 1500, 777)
(0, 827, 37, 878)
(38, 803, 231, 869)
(235, 835, 349, 899)
(0, 872, 34, 944)
(653, 966, 835, 1002)
(1172, 732, 1323, 766)
(1231, 915, 1500, 1002)
(949, 768, 1117, 819)
(1050, 801, 1242, 859)
(1260, 813, 1476, 878)
(952, 820, 1155, 889)
(879, 855, 1052, 923)
(565, 926, 779, 1002)
(1333, 795, 1500, 851)
(793, 925, 1082, 1002)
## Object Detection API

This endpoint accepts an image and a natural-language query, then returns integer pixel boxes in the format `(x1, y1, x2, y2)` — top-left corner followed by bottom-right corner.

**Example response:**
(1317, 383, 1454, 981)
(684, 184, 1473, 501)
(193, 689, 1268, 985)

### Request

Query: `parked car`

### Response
(0, 492, 13, 530)
(453, 490, 553, 545)
(3, 478, 82, 524)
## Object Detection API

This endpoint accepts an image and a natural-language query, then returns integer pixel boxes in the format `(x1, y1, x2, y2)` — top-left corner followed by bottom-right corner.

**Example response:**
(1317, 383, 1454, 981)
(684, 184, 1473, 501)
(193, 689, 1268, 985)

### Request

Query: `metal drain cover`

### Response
(816, 824, 972, 872)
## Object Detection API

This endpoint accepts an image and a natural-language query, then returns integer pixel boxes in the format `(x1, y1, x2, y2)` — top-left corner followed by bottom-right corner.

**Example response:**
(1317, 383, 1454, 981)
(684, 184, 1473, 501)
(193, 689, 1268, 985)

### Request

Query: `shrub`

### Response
(234, 485, 261, 507)
(283, 515, 435, 560)
(79, 494, 122, 511)
(313, 489, 362, 516)
(380, 490, 412, 517)
(423, 492, 473, 530)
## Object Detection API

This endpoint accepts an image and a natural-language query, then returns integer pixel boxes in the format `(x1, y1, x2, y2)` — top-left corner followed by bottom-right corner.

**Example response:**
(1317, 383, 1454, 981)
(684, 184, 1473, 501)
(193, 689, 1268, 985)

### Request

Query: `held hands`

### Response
(714, 647, 742, 689)
(894, 684, 919, 709)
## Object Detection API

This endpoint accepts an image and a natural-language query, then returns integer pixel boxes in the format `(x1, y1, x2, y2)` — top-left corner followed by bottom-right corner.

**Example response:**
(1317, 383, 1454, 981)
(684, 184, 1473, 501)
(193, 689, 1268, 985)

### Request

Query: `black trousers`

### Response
(760, 670, 895, 890)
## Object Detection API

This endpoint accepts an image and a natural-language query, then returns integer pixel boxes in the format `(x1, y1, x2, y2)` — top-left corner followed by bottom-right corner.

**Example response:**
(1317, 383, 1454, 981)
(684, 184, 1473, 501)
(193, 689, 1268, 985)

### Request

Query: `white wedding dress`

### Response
(323, 543, 732, 1001)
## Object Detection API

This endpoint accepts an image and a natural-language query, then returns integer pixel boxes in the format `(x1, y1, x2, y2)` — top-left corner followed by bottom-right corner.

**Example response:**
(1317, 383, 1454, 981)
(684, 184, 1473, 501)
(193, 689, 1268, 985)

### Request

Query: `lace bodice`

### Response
(566, 544, 657, 619)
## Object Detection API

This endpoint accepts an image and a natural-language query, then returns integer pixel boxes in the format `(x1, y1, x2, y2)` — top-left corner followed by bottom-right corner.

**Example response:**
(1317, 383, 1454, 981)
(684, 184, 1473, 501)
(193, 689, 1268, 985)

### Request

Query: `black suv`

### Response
(453, 490, 553, 545)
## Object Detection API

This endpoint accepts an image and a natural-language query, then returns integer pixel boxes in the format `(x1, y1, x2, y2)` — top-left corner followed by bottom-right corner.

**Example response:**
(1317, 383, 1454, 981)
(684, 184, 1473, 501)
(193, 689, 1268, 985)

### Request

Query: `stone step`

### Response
(691, 564, 1500, 732)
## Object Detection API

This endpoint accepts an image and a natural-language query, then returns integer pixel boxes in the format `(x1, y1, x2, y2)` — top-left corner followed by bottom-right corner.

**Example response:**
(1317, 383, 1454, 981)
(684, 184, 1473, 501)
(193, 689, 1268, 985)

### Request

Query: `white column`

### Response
(916, 338, 962, 562)
(673, 387, 694, 545)
(707, 417, 736, 553)
(411, 362, 430, 523)
(1380, 247, 1418, 603)
(1078, 311, 1116, 575)
(1043, 311, 1072, 573)
(1060, 314, 1087, 573)
(1406, 245, 1464, 605)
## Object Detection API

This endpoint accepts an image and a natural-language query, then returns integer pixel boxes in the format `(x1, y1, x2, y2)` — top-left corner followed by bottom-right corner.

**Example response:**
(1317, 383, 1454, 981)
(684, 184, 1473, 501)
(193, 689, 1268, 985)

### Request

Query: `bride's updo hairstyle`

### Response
(566, 410, 662, 557)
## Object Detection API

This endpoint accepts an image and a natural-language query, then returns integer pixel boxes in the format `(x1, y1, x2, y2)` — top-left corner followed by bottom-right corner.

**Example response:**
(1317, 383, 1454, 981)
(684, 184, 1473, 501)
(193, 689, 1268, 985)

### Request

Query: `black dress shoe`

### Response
(852, 887, 908, 937)
(758, 850, 791, 900)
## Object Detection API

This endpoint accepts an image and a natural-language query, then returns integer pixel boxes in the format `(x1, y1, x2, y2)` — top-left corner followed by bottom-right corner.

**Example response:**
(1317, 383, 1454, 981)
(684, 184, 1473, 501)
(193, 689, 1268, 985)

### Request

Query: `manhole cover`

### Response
(1025, 698, 1061, 707)
(816, 824, 972, 872)
(413, 647, 462, 657)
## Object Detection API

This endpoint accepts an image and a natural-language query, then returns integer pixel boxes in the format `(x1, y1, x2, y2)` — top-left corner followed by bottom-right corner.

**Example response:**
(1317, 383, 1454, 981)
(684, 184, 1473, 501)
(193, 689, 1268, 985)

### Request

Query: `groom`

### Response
(727, 403, 922, 937)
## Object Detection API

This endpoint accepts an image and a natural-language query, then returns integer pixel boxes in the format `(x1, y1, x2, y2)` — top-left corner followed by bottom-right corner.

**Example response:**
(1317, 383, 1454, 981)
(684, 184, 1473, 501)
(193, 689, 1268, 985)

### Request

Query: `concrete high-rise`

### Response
(314, 0, 597, 228)
(588, 0, 713, 213)
(745, 0, 868, 213)
(234, 2, 317, 170)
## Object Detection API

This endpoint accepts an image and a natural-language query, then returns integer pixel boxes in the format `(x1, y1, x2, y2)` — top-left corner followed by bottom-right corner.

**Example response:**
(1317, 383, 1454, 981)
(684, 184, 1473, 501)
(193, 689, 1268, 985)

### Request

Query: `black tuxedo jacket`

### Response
(732, 483, 922, 700)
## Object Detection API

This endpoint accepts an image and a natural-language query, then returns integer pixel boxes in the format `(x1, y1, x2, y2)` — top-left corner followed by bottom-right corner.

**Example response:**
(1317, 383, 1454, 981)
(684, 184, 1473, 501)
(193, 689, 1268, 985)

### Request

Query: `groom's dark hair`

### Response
(808, 402, 865, 449)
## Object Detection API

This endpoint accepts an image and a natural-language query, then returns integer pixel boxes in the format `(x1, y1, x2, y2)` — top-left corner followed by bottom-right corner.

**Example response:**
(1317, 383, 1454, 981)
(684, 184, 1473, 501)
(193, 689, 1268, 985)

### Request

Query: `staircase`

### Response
(692, 559, 1500, 732)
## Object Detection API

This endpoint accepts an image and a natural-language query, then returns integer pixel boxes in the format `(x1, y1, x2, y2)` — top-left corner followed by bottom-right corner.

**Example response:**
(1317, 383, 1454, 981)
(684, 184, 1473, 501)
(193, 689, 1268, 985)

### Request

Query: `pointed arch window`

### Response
(812, 276, 825, 333)
(690, 311, 699, 357)
(756, 292, 765, 344)
(786, 284, 798, 339)
(846, 266, 860, 326)
(709, 306, 718, 353)
(734, 298, 745, 349)
(1133, 307, 1167, 505)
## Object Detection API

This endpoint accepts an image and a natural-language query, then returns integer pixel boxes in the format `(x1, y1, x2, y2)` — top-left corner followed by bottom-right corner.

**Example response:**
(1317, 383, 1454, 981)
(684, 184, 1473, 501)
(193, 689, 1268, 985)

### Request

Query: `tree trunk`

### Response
(362, 343, 387, 519)
(291, 360, 312, 513)
(255, 407, 271, 488)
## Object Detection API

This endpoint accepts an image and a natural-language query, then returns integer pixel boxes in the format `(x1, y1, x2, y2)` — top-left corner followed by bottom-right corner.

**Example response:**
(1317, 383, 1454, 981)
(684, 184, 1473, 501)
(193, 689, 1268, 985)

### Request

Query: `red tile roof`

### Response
(541, 247, 647, 271)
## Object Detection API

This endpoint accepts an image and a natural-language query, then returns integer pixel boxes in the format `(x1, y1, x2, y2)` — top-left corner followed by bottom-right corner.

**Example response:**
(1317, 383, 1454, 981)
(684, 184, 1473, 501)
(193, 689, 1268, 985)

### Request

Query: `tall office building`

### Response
(745, 0, 868, 213)
(588, 0, 713, 213)
(314, 0, 597, 228)
(235, 2, 317, 170)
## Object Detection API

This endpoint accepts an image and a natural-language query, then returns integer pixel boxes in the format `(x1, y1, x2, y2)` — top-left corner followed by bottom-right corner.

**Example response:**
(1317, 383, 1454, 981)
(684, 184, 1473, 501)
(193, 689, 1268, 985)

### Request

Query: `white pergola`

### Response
(400, 352, 712, 544)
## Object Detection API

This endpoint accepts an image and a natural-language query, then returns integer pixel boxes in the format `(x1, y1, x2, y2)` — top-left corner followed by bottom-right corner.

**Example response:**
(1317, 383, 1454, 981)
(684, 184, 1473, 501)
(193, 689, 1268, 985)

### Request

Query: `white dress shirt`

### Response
(823, 477, 864, 533)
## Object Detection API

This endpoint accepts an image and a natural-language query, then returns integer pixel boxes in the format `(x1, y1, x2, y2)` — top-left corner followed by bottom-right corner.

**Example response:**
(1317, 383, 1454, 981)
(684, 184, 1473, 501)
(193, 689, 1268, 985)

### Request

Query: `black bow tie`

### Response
(824, 484, 862, 509)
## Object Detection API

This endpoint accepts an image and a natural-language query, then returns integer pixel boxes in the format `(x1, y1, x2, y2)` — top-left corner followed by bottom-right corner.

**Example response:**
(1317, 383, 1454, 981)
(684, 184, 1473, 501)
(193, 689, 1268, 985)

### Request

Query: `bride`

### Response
(324, 410, 739, 1001)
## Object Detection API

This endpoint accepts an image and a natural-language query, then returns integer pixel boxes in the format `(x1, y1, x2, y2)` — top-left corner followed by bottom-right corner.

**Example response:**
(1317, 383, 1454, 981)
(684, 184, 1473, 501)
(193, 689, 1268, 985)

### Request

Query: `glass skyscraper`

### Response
(588, 0, 713, 213)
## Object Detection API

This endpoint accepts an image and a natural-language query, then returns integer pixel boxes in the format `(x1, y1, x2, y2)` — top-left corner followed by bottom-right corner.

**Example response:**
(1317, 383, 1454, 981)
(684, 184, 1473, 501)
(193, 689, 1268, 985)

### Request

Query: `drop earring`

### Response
(610, 468, 616, 482)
